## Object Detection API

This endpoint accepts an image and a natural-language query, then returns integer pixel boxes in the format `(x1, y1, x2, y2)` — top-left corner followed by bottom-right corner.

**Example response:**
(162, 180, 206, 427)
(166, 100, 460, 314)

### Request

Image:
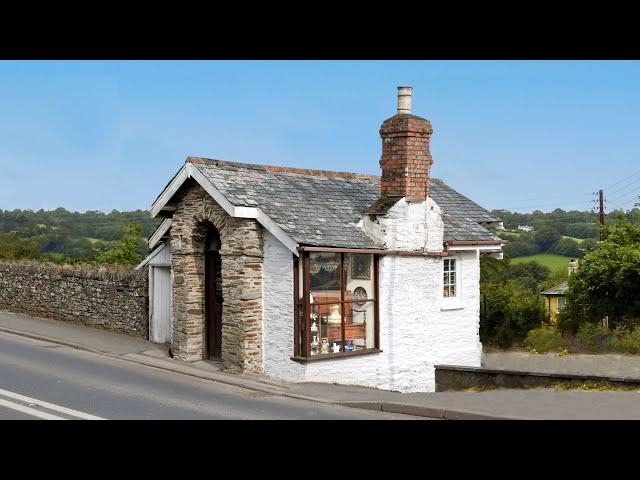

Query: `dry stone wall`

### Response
(0, 261, 148, 336)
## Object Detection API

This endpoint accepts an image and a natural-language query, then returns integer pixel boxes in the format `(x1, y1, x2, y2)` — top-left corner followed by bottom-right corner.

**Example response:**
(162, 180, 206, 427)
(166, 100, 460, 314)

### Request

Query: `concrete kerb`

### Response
(0, 325, 522, 420)
(334, 401, 528, 420)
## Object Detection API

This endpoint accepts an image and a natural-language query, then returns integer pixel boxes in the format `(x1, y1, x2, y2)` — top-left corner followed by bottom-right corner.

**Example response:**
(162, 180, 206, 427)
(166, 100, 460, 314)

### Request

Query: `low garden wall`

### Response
(435, 364, 640, 391)
(0, 261, 148, 337)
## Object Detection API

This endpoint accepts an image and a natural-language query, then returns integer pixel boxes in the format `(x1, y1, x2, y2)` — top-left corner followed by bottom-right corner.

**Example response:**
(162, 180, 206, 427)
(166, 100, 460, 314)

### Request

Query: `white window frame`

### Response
(441, 256, 463, 311)
(443, 258, 457, 298)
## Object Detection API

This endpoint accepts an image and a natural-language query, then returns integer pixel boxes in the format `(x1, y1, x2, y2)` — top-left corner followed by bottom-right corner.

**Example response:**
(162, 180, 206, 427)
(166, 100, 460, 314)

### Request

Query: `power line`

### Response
(610, 195, 640, 212)
(502, 201, 594, 212)
(605, 176, 640, 200)
(603, 168, 640, 190)
(609, 191, 638, 205)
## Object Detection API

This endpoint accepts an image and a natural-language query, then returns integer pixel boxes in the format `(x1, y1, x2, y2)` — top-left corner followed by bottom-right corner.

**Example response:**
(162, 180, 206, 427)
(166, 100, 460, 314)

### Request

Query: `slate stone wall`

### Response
(0, 261, 148, 336)
(169, 182, 264, 373)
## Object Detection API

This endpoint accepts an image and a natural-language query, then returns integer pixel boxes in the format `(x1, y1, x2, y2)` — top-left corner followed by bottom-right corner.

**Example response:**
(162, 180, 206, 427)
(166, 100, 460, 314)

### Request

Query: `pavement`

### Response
(4, 309, 640, 419)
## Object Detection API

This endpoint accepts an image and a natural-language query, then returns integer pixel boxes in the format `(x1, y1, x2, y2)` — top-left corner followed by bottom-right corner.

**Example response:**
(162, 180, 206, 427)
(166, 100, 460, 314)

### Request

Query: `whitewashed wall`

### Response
(260, 199, 482, 392)
(262, 230, 304, 381)
(304, 250, 481, 392)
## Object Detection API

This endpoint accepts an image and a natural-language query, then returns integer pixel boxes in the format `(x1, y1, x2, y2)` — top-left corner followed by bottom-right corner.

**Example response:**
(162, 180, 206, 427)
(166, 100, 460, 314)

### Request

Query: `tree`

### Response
(552, 237, 583, 257)
(94, 224, 144, 265)
(480, 280, 547, 348)
(565, 222, 598, 239)
(533, 226, 561, 252)
(480, 256, 549, 348)
(0, 233, 39, 260)
(565, 218, 640, 330)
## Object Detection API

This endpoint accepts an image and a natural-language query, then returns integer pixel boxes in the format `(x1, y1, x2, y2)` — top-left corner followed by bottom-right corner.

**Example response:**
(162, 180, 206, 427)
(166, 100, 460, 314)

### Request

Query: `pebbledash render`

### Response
(138, 87, 505, 392)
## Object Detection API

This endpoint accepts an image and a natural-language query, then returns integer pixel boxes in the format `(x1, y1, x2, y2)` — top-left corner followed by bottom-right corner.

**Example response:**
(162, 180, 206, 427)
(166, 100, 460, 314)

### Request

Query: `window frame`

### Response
(441, 255, 464, 311)
(292, 251, 381, 362)
(556, 296, 566, 313)
(443, 257, 457, 298)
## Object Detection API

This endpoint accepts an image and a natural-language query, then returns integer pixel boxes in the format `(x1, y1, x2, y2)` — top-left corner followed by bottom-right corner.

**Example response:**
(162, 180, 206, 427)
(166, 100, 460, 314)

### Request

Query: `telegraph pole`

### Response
(598, 189, 605, 241)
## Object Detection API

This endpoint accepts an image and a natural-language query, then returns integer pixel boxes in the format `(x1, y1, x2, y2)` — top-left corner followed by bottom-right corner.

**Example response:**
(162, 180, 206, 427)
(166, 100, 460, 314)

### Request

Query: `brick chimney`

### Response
(379, 86, 433, 202)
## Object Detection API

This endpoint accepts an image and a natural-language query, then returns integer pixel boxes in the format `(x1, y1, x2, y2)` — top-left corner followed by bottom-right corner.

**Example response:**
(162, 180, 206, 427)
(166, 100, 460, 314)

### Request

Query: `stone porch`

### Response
(169, 181, 264, 374)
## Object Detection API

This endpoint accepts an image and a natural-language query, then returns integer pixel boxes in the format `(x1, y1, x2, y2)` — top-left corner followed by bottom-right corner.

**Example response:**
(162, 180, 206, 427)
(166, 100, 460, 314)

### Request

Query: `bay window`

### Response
(294, 251, 380, 360)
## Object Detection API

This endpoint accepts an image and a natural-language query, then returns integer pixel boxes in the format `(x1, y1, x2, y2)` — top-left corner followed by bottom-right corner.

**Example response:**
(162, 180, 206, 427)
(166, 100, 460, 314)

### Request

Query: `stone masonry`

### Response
(0, 261, 148, 336)
(169, 181, 264, 373)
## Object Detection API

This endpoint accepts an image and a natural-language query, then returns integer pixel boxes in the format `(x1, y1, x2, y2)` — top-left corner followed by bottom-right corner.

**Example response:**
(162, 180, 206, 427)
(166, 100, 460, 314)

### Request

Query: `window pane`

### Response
(443, 258, 457, 298)
(343, 301, 375, 351)
(344, 253, 375, 302)
(310, 303, 342, 355)
(557, 297, 566, 312)
(309, 252, 340, 304)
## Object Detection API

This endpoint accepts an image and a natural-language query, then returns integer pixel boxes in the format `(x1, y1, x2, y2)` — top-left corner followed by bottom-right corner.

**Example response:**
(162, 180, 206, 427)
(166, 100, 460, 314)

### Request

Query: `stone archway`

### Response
(169, 182, 264, 373)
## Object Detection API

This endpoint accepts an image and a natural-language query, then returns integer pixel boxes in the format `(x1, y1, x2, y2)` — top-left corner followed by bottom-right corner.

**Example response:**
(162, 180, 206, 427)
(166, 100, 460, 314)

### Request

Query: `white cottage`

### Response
(138, 87, 505, 392)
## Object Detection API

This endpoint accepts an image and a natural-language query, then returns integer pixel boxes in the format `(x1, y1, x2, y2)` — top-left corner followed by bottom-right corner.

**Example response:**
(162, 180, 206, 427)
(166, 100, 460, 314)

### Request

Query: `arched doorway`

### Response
(205, 225, 223, 359)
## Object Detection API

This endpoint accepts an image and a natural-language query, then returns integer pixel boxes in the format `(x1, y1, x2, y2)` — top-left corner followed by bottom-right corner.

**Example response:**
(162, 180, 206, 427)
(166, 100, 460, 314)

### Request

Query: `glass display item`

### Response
(321, 338, 330, 354)
(328, 304, 341, 324)
(310, 334, 319, 356)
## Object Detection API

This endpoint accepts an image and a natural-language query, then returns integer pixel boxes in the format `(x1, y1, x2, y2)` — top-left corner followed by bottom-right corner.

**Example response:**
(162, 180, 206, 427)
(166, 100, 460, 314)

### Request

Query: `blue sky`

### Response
(1, 60, 639, 214)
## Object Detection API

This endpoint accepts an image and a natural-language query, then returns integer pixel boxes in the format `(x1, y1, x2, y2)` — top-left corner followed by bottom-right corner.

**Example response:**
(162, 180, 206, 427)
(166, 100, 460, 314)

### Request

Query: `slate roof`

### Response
(181, 157, 502, 249)
(541, 282, 569, 296)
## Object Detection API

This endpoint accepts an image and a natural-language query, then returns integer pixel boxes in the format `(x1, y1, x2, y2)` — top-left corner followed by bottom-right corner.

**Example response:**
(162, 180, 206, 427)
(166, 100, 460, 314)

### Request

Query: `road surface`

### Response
(0, 331, 422, 420)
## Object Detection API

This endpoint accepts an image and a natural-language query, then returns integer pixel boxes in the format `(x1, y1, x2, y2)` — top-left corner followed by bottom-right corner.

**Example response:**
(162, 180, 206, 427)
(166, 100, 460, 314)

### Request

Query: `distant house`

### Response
(541, 259, 579, 323)
(517, 225, 534, 233)
(541, 281, 568, 324)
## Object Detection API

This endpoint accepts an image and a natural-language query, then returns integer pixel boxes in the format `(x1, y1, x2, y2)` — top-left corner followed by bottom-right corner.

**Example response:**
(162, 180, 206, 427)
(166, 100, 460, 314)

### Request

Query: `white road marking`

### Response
(0, 387, 105, 420)
(0, 397, 65, 420)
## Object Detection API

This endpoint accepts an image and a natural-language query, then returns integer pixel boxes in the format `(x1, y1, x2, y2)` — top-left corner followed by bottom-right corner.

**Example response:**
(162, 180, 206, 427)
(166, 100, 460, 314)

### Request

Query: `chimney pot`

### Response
(397, 86, 412, 114)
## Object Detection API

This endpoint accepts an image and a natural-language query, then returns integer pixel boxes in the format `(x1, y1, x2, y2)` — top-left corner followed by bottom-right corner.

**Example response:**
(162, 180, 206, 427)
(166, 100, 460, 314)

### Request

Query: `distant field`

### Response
(511, 254, 572, 271)
(562, 235, 585, 243)
(497, 231, 522, 239)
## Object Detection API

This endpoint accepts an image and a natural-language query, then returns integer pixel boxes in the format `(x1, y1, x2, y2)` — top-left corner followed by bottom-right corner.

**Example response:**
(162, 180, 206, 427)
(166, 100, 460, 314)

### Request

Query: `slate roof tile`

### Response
(187, 157, 502, 248)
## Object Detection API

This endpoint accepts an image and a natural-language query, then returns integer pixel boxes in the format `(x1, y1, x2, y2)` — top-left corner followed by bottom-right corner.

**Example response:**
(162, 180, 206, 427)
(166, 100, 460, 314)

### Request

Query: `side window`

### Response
(557, 296, 566, 313)
(443, 258, 456, 297)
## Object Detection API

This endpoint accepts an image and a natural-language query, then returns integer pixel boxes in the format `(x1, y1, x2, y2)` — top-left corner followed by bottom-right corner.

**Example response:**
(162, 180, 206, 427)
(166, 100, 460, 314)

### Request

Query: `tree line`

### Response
(0, 208, 161, 264)
(491, 207, 640, 259)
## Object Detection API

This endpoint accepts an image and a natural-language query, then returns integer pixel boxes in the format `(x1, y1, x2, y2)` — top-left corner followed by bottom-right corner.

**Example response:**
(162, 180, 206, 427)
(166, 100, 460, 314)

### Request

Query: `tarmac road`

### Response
(0, 331, 424, 420)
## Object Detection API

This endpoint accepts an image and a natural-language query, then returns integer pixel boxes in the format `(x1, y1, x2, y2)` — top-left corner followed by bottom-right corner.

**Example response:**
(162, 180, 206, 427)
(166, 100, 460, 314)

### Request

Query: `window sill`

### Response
(291, 348, 383, 363)
(441, 301, 463, 311)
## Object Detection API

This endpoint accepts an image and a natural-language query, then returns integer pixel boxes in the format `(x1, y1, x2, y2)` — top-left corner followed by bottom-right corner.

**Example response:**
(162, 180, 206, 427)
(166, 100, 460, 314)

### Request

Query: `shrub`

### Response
(556, 308, 580, 336)
(524, 326, 566, 353)
(493, 323, 517, 349)
(94, 223, 144, 265)
(552, 237, 583, 258)
(575, 323, 612, 351)
(618, 327, 640, 354)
